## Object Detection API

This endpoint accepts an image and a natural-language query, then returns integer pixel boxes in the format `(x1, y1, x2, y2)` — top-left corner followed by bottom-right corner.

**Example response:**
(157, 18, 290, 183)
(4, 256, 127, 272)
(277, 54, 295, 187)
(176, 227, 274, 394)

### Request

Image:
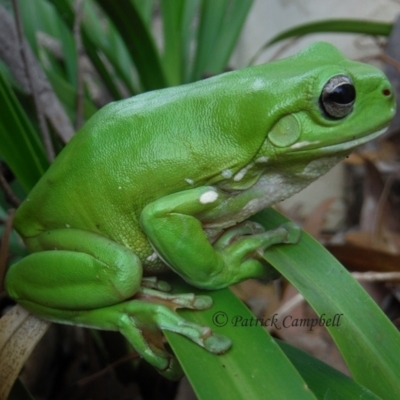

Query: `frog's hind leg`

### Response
(61, 299, 229, 379)
(9, 295, 229, 380)
(5, 229, 230, 379)
(5, 229, 143, 310)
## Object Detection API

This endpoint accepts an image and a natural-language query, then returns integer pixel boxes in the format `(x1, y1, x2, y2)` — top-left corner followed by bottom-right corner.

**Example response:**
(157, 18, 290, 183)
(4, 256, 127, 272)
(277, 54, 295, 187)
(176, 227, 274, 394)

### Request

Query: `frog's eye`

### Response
(319, 75, 355, 119)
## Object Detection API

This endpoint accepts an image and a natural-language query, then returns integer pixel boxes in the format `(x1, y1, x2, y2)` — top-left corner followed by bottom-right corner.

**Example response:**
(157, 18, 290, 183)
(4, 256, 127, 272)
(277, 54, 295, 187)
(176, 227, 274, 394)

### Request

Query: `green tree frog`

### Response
(5, 42, 395, 379)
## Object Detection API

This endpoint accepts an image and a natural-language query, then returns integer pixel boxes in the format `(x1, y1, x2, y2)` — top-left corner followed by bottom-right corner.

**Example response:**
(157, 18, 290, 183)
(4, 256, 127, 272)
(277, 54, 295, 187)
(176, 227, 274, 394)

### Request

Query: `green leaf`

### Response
(277, 340, 380, 399)
(206, 0, 253, 74)
(20, 0, 77, 86)
(191, 0, 253, 80)
(165, 281, 317, 400)
(0, 69, 48, 192)
(82, 0, 138, 95)
(82, 39, 126, 100)
(45, 68, 97, 121)
(48, 0, 128, 99)
(96, 0, 167, 91)
(191, 0, 229, 81)
(165, 278, 379, 399)
(160, 0, 187, 86)
(131, 0, 154, 27)
(250, 19, 393, 64)
(253, 208, 400, 399)
(180, 0, 201, 83)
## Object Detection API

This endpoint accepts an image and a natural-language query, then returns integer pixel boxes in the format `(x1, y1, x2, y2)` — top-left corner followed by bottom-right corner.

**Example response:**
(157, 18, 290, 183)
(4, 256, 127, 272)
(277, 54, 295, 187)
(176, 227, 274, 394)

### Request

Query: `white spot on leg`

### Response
(255, 156, 269, 163)
(233, 162, 254, 182)
(251, 77, 266, 91)
(290, 140, 320, 150)
(199, 191, 218, 204)
(221, 169, 233, 179)
(146, 252, 158, 262)
(185, 178, 194, 185)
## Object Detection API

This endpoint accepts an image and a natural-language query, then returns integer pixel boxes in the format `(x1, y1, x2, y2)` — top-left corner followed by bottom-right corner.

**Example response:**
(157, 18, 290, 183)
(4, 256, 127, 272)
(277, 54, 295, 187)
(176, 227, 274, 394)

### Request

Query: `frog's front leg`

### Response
(5, 228, 230, 379)
(140, 187, 301, 290)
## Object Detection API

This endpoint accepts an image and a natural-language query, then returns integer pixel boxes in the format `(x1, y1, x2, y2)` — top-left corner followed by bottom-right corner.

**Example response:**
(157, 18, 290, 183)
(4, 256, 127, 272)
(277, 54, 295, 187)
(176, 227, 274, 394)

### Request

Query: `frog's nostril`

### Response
(382, 88, 392, 97)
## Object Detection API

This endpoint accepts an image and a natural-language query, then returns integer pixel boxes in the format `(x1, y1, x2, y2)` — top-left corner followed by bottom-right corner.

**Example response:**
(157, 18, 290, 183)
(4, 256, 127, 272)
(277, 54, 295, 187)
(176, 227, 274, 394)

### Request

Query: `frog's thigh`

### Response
(140, 187, 225, 284)
(5, 229, 142, 310)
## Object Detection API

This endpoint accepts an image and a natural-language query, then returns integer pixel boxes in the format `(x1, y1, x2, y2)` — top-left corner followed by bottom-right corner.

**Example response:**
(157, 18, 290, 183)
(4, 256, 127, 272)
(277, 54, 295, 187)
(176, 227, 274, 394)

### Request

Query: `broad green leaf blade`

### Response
(206, 0, 253, 74)
(131, 0, 154, 26)
(191, 0, 253, 80)
(253, 208, 400, 399)
(165, 280, 317, 400)
(82, 0, 138, 95)
(96, 0, 167, 91)
(161, 0, 186, 86)
(191, 0, 229, 81)
(180, 0, 201, 83)
(277, 341, 380, 399)
(0, 69, 48, 192)
(48, 0, 128, 99)
(250, 19, 393, 65)
(166, 279, 379, 399)
(81, 40, 126, 100)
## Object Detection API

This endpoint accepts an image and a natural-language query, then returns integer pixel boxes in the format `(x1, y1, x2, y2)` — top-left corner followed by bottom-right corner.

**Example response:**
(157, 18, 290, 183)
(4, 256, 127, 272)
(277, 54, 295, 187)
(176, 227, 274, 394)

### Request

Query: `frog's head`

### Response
(255, 42, 396, 168)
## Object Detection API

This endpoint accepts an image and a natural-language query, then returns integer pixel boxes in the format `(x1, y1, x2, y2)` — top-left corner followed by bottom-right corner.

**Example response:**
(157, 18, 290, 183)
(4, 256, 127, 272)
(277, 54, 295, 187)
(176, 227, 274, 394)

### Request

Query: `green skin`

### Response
(5, 42, 395, 379)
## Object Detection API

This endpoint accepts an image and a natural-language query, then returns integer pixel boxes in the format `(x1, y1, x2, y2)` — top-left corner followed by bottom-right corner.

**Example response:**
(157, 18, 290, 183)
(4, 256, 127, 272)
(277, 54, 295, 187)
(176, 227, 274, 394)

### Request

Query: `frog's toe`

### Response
(79, 299, 230, 379)
(203, 333, 232, 354)
(215, 221, 266, 249)
(137, 287, 213, 310)
(192, 295, 213, 309)
(281, 222, 301, 244)
(158, 356, 184, 380)
(141, 276, 171, 292)
(171, 293, 212, 310)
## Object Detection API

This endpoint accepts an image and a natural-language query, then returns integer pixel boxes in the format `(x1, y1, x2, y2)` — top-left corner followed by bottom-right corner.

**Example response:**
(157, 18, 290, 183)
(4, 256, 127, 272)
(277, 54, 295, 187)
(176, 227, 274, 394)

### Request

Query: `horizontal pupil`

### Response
(329, 84, 355, 104)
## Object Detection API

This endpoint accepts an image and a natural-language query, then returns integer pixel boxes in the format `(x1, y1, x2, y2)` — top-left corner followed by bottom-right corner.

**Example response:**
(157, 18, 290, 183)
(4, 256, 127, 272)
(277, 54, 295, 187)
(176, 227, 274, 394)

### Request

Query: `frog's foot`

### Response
(141, 187, 303, 289)
(17, 296, 231, 380)
(280, 222, 301, 244)
(136, 287, 212, 310)
(214, 221, 302, 260)
(98, 300, 231, 379)
(216, 221, 301, 249)
(214, 220, 266, 249)
(195, 221, 302, 288)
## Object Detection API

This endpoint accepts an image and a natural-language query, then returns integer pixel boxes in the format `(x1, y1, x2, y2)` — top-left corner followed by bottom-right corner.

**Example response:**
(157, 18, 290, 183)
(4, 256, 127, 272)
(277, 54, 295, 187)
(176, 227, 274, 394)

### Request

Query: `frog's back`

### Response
(14, 72, 273, 247)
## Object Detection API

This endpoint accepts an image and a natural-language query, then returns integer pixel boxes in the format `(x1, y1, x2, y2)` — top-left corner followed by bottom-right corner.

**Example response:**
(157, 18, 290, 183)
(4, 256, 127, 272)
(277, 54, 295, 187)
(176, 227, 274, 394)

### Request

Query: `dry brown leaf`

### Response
(360, 160, 386, 232)
(302, 197, 336, 239)
(327, 243, 400, 272)
(230, 279, 281, 318)
(345, 230, 400, 255)
(0, 306, 50, 400)
(344, 151, 380, 165)
(377, 137, 400, 162)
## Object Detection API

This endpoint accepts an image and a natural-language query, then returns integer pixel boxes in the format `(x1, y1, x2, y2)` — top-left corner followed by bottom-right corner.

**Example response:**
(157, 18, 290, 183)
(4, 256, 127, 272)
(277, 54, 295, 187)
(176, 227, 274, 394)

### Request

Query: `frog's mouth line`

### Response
(289, 127, 388, 156)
